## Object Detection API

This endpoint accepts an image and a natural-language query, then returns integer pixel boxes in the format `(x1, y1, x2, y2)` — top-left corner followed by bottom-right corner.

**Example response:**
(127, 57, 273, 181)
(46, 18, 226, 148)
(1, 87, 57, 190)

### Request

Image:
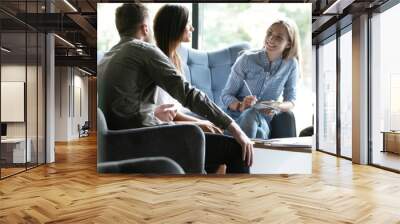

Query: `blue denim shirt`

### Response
(221, 49, 298, 115)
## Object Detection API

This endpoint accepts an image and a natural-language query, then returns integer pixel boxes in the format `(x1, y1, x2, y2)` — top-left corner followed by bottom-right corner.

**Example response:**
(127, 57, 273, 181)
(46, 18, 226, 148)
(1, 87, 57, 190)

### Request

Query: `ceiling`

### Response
(1, 0, 98, 74)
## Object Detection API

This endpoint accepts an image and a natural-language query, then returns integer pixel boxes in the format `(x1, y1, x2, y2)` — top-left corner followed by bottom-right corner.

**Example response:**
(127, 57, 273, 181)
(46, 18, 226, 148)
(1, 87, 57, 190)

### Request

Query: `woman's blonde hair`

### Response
(268, 19, 301, 63)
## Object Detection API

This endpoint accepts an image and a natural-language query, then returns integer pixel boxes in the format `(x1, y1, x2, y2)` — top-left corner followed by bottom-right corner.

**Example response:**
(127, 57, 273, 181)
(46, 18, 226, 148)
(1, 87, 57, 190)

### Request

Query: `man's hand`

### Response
(227, 122, 254, 167)
(195, 120, 223, 134)
(154, 104, 177, 122)
(240, 95, 257, 112)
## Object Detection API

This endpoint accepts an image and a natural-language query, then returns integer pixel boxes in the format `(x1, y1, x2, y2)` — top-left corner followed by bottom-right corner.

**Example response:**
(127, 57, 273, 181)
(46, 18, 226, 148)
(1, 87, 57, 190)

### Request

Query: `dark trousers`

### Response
(204, 133, 249, 174)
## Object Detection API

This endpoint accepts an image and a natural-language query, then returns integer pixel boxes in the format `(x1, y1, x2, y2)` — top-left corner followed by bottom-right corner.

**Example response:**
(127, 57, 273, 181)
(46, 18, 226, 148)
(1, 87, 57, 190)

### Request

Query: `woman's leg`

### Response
(236, 108, 259, 138)
(237, 108, 271, 139)
(256, 115, 271, 139)
(204, 133, 249, 174)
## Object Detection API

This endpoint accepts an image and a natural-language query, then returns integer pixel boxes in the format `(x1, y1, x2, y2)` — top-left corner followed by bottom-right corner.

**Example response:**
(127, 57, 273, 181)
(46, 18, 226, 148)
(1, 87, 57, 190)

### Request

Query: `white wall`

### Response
(1, 65, 37, 138)
(55, 67, 89, 141)
(55, 66, 69, 141)
(1, 63, 46, 164)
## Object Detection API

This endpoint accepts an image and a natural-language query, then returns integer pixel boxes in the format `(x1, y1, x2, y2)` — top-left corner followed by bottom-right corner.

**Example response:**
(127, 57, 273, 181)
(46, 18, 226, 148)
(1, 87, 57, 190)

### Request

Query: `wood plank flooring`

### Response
(1, 135, 400, 223)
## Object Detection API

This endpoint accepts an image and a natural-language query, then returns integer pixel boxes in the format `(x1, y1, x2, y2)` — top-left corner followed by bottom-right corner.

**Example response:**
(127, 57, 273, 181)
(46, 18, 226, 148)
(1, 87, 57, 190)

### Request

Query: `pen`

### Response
(243, 80, 253, 96)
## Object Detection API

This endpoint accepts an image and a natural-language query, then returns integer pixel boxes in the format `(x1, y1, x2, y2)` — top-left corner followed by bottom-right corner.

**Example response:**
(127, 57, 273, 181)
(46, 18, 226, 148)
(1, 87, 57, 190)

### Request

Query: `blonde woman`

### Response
(221, 19, 301, 139)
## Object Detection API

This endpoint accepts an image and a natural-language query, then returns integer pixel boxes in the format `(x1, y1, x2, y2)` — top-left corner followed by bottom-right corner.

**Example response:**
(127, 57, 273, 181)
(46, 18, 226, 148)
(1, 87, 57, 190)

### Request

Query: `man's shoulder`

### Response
(124, 39, 166, 58)
(124, 39, 152, 48)
(123, 39, 156, 52)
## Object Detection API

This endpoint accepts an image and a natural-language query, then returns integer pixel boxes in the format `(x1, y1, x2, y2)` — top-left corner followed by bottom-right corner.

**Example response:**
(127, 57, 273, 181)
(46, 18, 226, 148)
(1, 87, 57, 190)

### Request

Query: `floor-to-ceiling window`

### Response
(317, 36, 337, 154)
(340, 27, 352, 158)
(371, 2, 400, 171)
(0, 0, 46, 179)
(316, 24, 353, 159)
(97, 3, 192, 57)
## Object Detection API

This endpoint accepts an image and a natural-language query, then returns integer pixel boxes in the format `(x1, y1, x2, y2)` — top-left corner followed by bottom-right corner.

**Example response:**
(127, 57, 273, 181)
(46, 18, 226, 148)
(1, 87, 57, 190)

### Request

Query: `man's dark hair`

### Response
(115, 3, 149, 37)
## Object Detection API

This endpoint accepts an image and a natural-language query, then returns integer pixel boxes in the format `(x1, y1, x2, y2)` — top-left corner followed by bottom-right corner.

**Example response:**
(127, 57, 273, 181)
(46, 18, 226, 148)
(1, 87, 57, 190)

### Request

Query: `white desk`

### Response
(1, 138, 31, 163)
(250, 137, 312, 174)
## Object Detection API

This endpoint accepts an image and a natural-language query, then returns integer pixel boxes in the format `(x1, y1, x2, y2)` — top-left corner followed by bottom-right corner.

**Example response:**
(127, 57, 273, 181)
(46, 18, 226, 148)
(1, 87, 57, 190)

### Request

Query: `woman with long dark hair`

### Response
(153, 5, 222, 134)
(153, 5, 251, 174)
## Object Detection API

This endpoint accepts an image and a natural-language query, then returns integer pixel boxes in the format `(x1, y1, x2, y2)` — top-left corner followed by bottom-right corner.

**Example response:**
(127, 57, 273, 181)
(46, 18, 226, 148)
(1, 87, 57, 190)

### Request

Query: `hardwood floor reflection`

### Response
(373, 150, 400, 171)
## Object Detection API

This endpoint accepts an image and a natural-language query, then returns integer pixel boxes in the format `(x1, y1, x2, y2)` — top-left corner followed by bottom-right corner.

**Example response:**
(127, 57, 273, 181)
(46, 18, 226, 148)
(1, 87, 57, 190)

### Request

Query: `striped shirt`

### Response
(221, 49, 298, 114)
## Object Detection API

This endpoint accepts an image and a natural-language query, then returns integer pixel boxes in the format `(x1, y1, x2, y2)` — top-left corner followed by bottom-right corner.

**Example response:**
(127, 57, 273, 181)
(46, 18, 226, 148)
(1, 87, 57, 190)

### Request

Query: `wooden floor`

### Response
(373, 150, 400, 171)
(1, 135, 400, 223)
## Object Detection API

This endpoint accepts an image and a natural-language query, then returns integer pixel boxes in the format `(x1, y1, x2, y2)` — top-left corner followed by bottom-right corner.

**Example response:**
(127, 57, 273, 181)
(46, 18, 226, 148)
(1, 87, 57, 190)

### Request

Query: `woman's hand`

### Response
(240, 95, 257, 112)
(195, 120, 224, 134)
(154, 104, 177, 122)
(227, 121, 254, 167)
(261, 101, 280, 116)
(261, 101, 295, 116)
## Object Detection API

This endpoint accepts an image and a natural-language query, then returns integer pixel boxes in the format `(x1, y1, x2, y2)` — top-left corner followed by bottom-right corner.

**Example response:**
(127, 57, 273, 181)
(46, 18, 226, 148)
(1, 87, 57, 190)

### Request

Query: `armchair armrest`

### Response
(98, 124, 206, 174)
(98, 157, 185, 174)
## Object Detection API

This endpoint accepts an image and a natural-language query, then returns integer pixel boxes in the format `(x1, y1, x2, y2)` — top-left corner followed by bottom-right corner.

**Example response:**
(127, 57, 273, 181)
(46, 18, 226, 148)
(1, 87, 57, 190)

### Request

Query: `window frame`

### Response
(314, 20, 353, 161)
(368, 0, 400, 173)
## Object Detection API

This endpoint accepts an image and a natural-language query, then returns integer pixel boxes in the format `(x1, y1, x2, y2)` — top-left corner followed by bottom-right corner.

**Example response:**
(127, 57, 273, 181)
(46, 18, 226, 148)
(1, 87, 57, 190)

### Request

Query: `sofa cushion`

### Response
(178, 43, 251, 108)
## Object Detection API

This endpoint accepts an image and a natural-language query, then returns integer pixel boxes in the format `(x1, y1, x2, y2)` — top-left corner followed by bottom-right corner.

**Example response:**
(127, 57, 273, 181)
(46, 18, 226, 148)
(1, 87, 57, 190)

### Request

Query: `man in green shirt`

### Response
(98, 3, 253, 173)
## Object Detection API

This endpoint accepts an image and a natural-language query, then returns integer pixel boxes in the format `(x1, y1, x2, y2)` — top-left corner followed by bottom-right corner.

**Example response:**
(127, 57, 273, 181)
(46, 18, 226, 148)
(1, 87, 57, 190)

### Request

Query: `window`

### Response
(371, 3, 400, 171)
(340, 28, 352, 158)
(97, 3, 192, 57)
(318, 37, 337, 154)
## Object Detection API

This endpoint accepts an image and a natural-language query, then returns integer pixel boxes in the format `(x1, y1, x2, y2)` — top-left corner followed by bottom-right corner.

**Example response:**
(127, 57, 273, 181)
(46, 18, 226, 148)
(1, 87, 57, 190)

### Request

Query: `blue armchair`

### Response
(178, 43, 296, 138)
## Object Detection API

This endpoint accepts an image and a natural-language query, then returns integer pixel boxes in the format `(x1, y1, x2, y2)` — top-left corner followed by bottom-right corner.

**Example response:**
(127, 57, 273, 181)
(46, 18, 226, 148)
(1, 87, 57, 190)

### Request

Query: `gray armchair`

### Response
(97, 108, 206, 174)
(98, 157, 185, 174)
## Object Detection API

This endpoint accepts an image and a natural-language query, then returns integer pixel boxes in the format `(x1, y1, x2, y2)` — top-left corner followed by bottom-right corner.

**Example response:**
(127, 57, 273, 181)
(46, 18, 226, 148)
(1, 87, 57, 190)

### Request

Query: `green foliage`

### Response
(278, 5, 311, 49)
(200, 3, 310, 52)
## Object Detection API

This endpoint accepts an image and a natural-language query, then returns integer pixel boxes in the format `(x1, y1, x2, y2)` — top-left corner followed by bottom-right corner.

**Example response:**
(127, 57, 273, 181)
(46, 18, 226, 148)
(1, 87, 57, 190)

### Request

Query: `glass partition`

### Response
(27, 30, 38, 169)
(37, 32, 45, 165)
(339, 29, 352, 158)
(1, 31, 28, 177)
(317, 37, 337, 154)
(0, 1, 46, 179)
